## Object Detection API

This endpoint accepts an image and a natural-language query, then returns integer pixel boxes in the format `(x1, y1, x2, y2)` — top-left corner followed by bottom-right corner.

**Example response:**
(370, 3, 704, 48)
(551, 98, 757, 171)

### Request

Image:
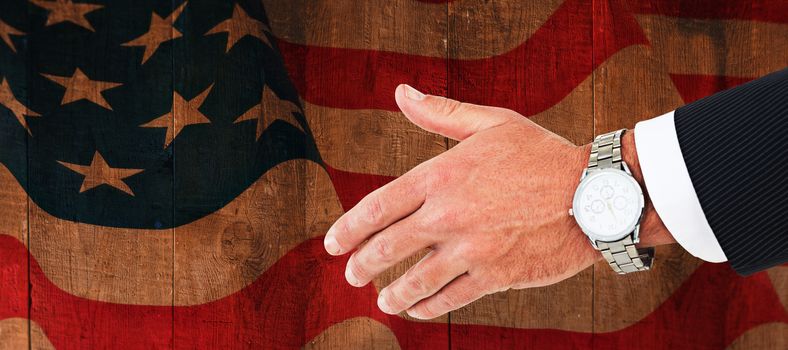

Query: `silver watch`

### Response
(569, 129, 653, 274)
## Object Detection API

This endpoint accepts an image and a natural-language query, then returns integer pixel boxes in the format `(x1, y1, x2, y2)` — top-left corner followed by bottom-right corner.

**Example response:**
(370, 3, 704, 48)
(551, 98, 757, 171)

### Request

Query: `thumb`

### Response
(394, 84, 517, 141)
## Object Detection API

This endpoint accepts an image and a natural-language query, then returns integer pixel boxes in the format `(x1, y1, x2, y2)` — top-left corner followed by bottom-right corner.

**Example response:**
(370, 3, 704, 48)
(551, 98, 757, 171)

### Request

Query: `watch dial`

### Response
(573, 170, 642, 241)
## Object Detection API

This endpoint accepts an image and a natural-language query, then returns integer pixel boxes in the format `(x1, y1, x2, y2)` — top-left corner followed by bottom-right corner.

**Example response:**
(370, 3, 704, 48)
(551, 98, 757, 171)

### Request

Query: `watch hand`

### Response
(606, 200, 617, 221)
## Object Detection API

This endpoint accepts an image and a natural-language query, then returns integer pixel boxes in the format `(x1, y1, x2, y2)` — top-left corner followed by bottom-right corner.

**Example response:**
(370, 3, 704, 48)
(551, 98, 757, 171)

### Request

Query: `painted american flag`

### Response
(0, 0, 786, 348)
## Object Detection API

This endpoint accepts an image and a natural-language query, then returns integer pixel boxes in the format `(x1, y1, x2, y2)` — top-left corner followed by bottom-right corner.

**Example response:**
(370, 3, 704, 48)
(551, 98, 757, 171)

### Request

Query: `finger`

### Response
(394, 84, 516, 141)
(405, 273, 487, 320)
(376, 250, 468, 315)
(344, 214, 434, 287)
(324, 169, 426, 256)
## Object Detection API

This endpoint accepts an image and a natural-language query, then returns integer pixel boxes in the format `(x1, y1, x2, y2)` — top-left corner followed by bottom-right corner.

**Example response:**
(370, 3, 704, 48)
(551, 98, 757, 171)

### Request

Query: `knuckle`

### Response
(492, 271, 515, 292)
(472, 270, 499, 291)
(423, 206, 456, 227)
(435, 292, 458, 311)
(371, 236, 394, 264)
(424, 98, 462, 135)
(404, 272, 429, 297)
(419, 210, 439, 228)
(436, 97, 463, 118)
(418, 294, 452, 319)
(348, 256, 371, 282)
(454, 244, 478, 264)
(361, 196, 385, 226)
(483, 280, 504, 294)
(334, 218, 350, 236)
(416, 212, 432, 229)
(490, 106, 520, 120)
(417, 303, 437, 319)
(410, 213, 427, 231)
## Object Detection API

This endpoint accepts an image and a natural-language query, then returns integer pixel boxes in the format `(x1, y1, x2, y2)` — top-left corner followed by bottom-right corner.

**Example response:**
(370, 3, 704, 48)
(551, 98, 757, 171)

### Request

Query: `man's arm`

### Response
(323, 69, 787, 319)
(644, 68, 788, 275)
(323, 84, 675, 319)
(634, 68, 788, 273)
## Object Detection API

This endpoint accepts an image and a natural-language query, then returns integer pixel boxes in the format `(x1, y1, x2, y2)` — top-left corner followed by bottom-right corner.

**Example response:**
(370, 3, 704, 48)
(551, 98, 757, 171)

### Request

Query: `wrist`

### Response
(620, 130, 676, 247)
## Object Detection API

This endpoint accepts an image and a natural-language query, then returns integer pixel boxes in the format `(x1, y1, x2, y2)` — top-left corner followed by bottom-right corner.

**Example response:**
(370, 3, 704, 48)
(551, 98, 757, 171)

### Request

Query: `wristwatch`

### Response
(569, 129, 654, 274)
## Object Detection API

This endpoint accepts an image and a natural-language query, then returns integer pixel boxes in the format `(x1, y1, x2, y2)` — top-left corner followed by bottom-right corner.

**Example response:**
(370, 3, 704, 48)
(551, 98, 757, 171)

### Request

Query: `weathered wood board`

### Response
(0, 0, 785, 349)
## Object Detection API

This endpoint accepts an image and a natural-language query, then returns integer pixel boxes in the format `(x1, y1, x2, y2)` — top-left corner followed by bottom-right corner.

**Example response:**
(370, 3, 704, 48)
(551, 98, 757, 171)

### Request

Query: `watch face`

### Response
(572, 168, 644, 242)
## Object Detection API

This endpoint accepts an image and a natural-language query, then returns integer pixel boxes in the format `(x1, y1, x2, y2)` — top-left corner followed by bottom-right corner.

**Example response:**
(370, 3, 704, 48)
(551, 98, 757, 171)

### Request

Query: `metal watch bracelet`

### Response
(589, 129, 654, 274)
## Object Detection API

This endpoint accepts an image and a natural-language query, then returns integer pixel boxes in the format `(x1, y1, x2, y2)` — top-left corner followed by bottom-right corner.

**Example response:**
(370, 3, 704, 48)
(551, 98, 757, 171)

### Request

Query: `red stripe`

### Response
(412, 0, 788, 23)
(279, 41, 448, 111)
(627, 0, 788, 24)
(280, 0, 648, 116)
(0, 233, 785, 349)
(670, 74, 756, 104)
(325, 165, 396, 211)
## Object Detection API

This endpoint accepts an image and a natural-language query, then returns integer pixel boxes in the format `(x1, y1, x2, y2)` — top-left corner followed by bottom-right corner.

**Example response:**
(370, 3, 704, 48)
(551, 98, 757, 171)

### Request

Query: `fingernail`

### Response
(324, 235, 341, 255)
(345, 264, 361, 287)
(377, 293, 394, 314)
(403, 84, 425, 101)
(406, 309, 425, 319)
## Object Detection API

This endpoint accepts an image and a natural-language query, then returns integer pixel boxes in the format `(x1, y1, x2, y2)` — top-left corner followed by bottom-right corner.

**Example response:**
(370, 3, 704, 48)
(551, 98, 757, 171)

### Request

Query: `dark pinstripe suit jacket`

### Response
(674, 67, 788, 275)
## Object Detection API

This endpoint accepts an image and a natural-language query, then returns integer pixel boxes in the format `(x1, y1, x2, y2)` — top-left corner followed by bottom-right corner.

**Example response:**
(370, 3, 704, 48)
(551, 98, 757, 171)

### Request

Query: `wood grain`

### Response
(8, 162, 344, 306)
(0, 5, 30, 342)
(264, 0, 446, 58)
(173, 160, 317, 304)
(0, 318, 26, 350)
(264, 0, 562, 59)
(0, 169, 27, 350)
(767, 266, 788, 311)
(446, 0, 595, 337)
(591, 2, 711, 334)
(303, 102, 446, 177)
(0, 319, 54, 350)
(0, 165, 26, 244)
(1, 1, 785, 349)
(726, 322, 788, 350)
(635, 15, 788, 77)
(590, 41, 704, 331)
(171, 1, 289, 346)
(169, 0, 449, 347)
(296, 0, 453, 342)
(592, 0, 788, 338)
(25, 1, 174, 348)
(305, 317, 401, 350)
(28, 201, 174, 304)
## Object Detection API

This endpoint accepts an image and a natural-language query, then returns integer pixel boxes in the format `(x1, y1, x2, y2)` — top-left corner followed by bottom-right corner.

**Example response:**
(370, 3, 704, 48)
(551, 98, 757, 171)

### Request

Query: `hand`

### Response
(323, 84, 674, 320)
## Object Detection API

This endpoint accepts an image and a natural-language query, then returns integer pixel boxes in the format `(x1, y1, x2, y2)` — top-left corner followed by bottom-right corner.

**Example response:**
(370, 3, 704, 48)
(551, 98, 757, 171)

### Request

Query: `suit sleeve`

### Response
(635, 111, 728, 264)
(671, 68, 788, 275)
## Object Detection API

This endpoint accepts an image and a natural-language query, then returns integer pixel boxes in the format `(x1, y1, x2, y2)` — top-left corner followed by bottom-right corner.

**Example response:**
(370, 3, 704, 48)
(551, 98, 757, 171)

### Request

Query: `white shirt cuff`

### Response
(634, 111, 727, 263)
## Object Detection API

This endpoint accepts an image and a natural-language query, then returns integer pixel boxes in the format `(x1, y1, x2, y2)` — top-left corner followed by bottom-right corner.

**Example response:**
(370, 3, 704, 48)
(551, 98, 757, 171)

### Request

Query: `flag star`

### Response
(141, 85, 213, 149)
(123, 2, 187, 64)
(42, 68, 122, 110)
(30, 0, 103, 32)
(206, 4, 271, 53)
(0, 78, 41, 135)
(234, 85, 302, 141)
(0, 19, 25, 53)
(58, 151, 144, 196)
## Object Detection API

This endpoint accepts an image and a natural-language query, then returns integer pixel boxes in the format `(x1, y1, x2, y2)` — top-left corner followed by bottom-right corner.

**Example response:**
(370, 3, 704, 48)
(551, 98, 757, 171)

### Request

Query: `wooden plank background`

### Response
(0, 0, 785, 348)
